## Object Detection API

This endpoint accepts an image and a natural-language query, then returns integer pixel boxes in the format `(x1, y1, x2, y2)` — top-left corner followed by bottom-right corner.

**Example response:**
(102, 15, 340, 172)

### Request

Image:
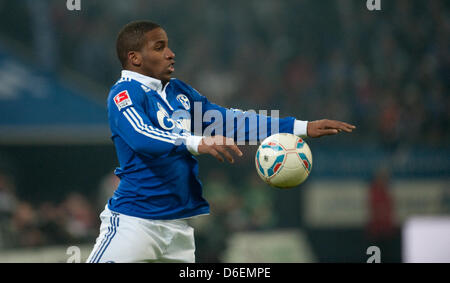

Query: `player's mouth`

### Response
(168, 62, 175, 73)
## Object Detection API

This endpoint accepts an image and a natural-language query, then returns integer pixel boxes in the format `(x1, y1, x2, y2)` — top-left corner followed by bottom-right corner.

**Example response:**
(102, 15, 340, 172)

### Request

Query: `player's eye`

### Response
(155, 43, 165, 51)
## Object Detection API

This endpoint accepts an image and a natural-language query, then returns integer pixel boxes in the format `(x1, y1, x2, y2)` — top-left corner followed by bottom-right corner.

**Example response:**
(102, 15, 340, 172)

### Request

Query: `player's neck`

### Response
(122, 69, 170, 90)
(124, 67, 167, 83)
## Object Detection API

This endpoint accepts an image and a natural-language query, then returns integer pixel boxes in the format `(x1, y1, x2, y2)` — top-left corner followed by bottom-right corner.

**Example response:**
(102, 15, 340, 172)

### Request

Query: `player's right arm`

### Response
(108, 84, 241, 162)
(108, 85, 201, 158)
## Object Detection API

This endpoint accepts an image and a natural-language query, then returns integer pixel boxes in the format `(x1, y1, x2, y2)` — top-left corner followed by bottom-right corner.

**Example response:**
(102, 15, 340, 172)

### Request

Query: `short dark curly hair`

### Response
(116, 20, 161, 68)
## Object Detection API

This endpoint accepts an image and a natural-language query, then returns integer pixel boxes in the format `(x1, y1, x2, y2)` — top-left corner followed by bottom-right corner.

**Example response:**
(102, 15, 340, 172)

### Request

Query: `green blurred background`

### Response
(0, 0, 448, 263)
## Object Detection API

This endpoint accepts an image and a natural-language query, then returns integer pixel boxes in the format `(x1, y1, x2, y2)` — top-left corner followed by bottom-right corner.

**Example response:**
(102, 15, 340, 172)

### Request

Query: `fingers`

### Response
(208, 148, 224, 163)
(342, 122, 356, 129)
(227, 141, 243, 157)
(215, 146, 235, 163)
(218, 138, 243, 163)
(200, 136, 243, 163)
(308, 119, 356, 138)
(211, 145, 242, 164)
(336, 121, 356, 132)
(322, 120, 356, 133)
(318, 128, 339, 136)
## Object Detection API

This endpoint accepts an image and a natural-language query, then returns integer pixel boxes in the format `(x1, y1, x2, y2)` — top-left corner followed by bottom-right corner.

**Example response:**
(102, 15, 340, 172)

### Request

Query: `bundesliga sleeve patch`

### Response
(114, 90, 133, 110)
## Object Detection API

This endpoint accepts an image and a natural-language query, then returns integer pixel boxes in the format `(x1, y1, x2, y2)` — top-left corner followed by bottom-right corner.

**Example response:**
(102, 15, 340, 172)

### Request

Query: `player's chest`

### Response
(144, 89, 192, 132)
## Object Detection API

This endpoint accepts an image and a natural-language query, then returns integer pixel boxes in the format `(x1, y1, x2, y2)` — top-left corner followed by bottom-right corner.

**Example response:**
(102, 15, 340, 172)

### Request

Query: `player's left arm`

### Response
(185, 86, 296, 141)
(184, 83, 355, 140)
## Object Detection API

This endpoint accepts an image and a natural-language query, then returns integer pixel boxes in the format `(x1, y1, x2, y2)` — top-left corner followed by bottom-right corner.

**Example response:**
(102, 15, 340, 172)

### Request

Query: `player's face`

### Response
(140, 28, 175, 83)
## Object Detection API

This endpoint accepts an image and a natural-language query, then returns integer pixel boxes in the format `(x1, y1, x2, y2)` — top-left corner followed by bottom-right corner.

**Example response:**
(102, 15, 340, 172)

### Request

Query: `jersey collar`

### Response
(121, 70, 164, 93)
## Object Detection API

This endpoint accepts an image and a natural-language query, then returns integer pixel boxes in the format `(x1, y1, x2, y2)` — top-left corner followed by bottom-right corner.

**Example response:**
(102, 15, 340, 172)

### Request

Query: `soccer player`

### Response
(86, 21, 355, 263)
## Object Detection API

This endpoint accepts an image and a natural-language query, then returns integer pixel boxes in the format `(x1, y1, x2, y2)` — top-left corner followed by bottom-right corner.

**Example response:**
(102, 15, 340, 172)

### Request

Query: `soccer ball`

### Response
(255, 133, 313, 189)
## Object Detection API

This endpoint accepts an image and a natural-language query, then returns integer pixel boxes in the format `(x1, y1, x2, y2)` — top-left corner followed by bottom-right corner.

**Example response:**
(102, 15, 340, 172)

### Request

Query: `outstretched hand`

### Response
(198, 136, 243, 163)
(307, 119, 356, 138)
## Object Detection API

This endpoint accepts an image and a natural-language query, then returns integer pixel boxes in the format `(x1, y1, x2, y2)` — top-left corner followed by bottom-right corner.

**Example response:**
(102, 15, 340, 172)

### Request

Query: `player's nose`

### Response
(166, 48, 175, 60)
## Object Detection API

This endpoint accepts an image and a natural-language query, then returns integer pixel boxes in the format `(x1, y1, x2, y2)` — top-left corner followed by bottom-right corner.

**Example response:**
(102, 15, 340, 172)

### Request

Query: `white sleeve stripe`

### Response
(127, 107, 184, 139)
(126, 110, 176, 141)
(127, 107, 186, 139)
(126, 108, 184, 141)
(123, 111, 176, 144)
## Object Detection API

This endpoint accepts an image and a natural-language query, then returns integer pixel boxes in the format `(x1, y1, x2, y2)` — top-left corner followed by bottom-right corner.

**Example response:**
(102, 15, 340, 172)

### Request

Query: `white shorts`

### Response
(86, 206, 196, 263)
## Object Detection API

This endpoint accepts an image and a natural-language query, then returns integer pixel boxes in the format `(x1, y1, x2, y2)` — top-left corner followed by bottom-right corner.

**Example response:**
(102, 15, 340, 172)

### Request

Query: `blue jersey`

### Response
(106, 70, 296, 220)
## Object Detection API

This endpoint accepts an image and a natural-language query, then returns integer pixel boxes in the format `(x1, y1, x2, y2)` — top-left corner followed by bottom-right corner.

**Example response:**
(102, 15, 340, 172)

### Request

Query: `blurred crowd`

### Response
(0, 0, 448, 148)
(0, 165, 121, 251)
(0, 169, 100, 250)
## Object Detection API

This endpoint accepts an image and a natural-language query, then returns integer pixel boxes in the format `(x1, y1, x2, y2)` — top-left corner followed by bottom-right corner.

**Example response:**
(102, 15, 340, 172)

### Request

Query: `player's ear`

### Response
(128, 51, 142, 67)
